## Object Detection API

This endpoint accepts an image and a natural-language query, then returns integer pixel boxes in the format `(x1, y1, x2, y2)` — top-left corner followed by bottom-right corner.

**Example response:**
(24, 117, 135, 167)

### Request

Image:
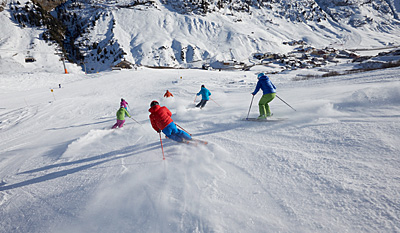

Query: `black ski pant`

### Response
(196, 99, 208, 108)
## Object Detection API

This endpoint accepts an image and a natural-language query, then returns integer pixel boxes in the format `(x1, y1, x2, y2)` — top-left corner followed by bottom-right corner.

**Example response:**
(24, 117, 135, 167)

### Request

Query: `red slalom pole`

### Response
(159, 132, 165, 160)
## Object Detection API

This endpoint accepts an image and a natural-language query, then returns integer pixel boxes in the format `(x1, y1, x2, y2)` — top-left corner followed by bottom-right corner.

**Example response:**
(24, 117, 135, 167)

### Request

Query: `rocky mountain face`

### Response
(5, 0, 400, 71)
(162, 0, 399, 26)
(316, 0, 399, 28)
(162, 0, 328, 22)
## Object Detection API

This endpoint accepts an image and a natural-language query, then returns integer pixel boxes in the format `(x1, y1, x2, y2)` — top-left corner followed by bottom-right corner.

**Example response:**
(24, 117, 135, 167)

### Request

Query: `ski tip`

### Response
(190, 138, 208, 145)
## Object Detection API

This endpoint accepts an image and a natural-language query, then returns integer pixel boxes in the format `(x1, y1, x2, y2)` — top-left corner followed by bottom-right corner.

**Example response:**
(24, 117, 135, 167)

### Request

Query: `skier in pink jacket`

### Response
(120, 98, 128, 109)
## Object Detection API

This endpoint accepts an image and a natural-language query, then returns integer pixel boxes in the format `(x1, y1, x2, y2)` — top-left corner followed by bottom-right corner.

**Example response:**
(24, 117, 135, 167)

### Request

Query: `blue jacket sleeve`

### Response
(252, 81, 261, 95)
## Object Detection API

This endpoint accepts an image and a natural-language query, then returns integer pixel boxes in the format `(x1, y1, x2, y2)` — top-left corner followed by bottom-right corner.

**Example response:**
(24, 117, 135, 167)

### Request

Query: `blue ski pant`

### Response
(162, 122, 192, 142)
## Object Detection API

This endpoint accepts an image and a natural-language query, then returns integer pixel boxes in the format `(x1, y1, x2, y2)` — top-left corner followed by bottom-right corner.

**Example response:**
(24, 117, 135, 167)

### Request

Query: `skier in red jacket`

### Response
(149, 101, 192, 142)
(164, 90, 174, 98)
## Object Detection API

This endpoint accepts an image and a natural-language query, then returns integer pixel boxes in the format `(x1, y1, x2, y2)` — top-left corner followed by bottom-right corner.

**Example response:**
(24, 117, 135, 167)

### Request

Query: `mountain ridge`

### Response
(2, 0, 400, 72)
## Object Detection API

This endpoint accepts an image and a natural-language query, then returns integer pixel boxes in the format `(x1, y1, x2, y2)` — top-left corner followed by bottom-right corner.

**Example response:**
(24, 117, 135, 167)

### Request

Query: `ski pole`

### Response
(126, 104, 142, 125)
(246, 95, 255, 119)
(210, 98, 221, 107)
(194, 95, 197, 103)
(159, 132, 165, 160)
(175, 123, 192, 136)
(130, 117, 142, 125)
(276, 95, 296, 111)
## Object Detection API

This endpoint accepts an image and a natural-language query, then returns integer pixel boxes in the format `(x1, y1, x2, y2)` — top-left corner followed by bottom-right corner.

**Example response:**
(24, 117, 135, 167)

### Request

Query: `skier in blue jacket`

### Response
(252, 73, 276, 119)
(196, 85, 211, 108)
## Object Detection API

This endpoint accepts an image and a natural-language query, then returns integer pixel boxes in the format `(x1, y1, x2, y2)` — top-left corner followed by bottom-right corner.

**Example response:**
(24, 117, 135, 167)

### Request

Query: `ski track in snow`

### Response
(0, 66, 399, 232)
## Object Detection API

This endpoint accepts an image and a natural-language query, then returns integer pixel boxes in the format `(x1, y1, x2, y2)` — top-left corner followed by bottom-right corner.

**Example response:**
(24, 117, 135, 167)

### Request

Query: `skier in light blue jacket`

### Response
(252, 73, 276, 119)
(196, 85, 211, 109)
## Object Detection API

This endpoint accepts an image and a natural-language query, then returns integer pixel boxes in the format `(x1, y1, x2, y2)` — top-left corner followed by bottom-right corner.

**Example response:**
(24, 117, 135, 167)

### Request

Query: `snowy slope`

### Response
(1, 60, 400, 232)
(1, 0, 400, 232)
(0, 7, 82, 76)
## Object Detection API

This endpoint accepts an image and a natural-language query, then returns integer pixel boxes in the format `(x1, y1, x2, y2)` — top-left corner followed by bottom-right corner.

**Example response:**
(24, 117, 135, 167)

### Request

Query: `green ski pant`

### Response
(258, 93, 276, 116)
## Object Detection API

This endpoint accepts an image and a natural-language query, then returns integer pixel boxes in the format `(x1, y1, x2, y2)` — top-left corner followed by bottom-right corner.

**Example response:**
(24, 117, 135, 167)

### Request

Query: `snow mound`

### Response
(336, 86, 400, 110)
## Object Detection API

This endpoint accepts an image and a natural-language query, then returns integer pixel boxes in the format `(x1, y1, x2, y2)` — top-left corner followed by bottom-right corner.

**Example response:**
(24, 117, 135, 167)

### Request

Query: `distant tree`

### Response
(42, 32, 48, 40)
(217, 0, 223, 9)
(201, 0, 209, 14)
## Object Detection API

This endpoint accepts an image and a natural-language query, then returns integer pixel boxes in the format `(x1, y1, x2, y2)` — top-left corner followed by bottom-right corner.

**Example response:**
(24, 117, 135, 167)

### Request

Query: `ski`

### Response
(188, 138, 208, 145)
(165, 137, 208, 145)
(242, 117, 287, 122)
(180, 138, 208, 146)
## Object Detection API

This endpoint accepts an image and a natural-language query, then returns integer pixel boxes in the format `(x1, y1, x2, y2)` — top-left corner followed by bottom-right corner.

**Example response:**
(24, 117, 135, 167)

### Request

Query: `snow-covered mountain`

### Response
(1, 0, 400, 73)
(1, 1, 400, 232)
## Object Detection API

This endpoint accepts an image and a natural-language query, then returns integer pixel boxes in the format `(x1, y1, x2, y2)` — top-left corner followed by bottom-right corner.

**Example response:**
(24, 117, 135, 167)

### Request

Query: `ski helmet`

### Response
(257, 73, 265, 79)
(150, 100, 159, 107)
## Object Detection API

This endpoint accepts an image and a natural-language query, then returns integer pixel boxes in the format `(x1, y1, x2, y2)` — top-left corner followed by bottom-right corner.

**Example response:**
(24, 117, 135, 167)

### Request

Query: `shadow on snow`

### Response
(0, 142, 161, 191)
